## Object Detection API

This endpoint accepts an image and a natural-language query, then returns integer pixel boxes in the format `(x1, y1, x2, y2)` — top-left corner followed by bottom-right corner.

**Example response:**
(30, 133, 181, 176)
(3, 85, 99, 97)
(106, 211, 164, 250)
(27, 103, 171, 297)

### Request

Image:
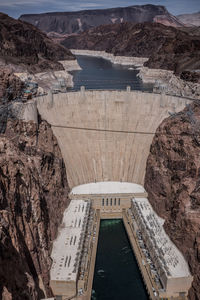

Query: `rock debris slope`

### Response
(0, 119, 70, 299)
(145, 102, 200, 300)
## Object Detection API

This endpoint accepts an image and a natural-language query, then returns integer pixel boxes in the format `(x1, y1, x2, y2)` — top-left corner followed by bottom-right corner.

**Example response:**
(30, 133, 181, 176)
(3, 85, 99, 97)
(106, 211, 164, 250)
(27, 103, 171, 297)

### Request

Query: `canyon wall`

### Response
(0, 119, 70, 299)
(145, 101, 200, 300)
(37, 90, 191, 188)
(0, 13, 75, 74)
(62, 22, 200, 79)
(20, 5, 182, 36)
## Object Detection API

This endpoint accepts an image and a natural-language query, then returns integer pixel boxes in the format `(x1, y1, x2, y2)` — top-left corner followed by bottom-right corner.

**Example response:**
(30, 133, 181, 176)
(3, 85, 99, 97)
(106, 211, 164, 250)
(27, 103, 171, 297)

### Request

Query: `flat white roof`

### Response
(71, 182, 145, 195)
(133, 198, 191, 278)
(50, 200, 90, 282)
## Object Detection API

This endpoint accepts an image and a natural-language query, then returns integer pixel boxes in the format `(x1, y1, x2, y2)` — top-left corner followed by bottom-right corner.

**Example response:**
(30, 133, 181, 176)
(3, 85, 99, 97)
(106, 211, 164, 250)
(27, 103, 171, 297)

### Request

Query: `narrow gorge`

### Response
(0, 119, 70, 299)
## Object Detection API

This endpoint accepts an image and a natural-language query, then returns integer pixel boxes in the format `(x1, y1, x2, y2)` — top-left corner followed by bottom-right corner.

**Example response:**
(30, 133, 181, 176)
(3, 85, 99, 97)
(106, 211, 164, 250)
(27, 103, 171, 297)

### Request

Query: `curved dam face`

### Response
(36, 90, 190, 188)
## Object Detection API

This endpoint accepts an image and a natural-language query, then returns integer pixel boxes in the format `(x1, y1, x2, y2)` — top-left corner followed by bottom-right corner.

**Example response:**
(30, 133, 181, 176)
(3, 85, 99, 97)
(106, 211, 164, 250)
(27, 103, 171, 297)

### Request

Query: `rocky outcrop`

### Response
(138, 67, 200, 99)
(0, 69, 24, 104)
(153, 14, 185, 27)
(62, 22, 200, 80)
(145, 101, 200, 300)
(19, 4, 182, 37)
(0, 118, 70, 299)
(177, 12, 200, 27)
(0, 13, 75, 73)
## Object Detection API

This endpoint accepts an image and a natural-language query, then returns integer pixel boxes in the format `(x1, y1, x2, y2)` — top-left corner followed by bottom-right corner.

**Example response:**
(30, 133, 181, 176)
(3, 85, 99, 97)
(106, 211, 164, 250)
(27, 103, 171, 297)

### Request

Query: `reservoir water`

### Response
(70, 55, 153, 91)
(91, 220, 149, 300)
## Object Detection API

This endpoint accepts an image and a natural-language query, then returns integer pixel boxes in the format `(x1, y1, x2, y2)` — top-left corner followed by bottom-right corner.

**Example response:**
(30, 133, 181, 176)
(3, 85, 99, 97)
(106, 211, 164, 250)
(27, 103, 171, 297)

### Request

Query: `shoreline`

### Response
(70, 50, 200, 99)
(14, 59, 82, 93)
(71, 49, 148, 67)
(138, 67, 200, 99)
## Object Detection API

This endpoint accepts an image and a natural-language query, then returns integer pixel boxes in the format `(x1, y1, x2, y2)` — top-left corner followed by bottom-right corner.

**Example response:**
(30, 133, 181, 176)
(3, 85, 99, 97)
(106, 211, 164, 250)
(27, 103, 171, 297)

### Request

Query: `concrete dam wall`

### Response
(36, 90, 191, 188)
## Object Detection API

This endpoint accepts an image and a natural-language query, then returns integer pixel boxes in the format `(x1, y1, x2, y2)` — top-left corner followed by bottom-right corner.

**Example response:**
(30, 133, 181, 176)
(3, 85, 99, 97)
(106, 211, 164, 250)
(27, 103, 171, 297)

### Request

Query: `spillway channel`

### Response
(91, 219, 149, 300)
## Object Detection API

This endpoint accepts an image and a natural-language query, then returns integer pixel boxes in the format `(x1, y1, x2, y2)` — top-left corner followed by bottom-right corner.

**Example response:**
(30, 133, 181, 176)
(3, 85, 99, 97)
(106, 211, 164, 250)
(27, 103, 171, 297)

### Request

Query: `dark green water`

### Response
(91, 219, 149, 300)
(70, 55, 153, 91)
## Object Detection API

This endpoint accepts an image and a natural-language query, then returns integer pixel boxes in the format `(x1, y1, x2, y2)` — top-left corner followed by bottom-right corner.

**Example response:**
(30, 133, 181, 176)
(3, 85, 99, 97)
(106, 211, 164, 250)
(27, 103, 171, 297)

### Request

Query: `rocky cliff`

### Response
(177, 12, 200, 27)
(0, 69, 24, 104)
(62, 22, 200, 80)
(0, 13, 75, 73)
(0, 118, 70, 299)
(19, 4, 183, 38)
(145, 101, 200, 300)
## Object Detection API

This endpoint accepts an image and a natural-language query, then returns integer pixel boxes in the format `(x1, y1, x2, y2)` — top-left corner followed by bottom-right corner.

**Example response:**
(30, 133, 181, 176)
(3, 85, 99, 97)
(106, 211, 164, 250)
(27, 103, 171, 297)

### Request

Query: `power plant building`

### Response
(131, 198, 193, 298)
(50, 200, 91, 299)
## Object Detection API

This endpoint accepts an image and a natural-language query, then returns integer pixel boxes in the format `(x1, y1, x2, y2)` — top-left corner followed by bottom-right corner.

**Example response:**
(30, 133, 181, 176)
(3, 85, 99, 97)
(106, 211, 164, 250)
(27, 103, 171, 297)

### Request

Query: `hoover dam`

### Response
(14, 86, 193, 300)
(35, 89, 193, 299)
(37, 89, 190, 188)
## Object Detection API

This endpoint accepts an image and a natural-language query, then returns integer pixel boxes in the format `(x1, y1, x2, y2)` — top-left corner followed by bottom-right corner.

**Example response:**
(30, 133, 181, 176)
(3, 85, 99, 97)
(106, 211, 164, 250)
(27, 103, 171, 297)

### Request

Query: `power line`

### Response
(50, 124, 200, 138)
(51, 124, 155, 135)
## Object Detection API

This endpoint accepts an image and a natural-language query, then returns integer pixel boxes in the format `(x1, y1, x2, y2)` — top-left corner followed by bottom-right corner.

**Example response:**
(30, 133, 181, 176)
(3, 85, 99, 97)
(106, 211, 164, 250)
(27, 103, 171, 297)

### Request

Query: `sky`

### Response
(0, 0, 199, 19)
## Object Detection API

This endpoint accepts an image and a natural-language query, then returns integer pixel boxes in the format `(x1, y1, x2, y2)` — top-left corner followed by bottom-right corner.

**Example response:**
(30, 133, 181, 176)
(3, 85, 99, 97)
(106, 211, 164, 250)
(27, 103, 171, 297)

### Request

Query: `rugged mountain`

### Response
(19, 4, 183, 38)
(0, 119, 70, 299)
(62, 22, 200, 79)
(0, 13, 75, 73)
(177, 12, 200, 27)
(145, 101, 200, 300)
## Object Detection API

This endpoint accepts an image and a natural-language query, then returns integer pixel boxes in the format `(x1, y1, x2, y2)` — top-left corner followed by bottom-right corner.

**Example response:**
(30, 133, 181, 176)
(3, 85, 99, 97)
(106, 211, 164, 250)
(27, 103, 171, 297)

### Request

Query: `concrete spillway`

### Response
(36, 90, 190, 188)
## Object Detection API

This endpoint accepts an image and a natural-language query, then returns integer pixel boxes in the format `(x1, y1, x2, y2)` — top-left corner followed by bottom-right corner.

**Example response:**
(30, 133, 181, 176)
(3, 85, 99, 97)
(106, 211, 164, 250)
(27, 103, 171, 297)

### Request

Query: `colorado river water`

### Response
(70, 55, 153, 91)
(91, 220, 149, 300)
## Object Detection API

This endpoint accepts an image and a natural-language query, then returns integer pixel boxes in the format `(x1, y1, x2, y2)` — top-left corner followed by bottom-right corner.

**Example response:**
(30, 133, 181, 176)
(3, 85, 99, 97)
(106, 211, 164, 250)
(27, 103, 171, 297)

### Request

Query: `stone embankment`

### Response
(59, 59, 82, 71)
(71, 49, 148, 67)
(14, 59, 81, 93)
(138, 67, 200, 99)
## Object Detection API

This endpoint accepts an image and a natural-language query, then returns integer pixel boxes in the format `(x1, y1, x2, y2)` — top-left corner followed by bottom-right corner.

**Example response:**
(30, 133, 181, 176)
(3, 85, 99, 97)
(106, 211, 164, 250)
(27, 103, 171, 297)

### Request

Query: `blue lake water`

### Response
(70, 55, 153, 91)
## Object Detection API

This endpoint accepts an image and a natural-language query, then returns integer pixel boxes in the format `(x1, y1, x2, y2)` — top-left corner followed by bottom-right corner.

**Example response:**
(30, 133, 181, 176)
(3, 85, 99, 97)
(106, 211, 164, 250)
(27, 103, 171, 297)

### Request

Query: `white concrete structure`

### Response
(50, 199, 91, 298)
(71, 181, 145, 195)
(36, 90, 191, 188)
(70, 182, 147, 219)
(131, 197, 193, 298)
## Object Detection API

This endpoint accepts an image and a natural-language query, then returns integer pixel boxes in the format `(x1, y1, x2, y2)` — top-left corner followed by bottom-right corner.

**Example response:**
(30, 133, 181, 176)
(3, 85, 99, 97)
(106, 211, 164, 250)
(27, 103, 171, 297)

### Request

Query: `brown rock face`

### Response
(145, 102, 200, 300)
(0, 69, 24, 103)
(19, 4, 183, 36)
(177, 12, 200, 27)
(62, 22, 200, 80)
(0, 119, 70, 299)
(0, 13, 75, 73)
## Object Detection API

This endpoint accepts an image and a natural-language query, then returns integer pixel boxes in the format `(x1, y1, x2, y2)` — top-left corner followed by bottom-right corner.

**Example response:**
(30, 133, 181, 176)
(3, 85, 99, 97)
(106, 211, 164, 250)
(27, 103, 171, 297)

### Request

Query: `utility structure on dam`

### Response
(34, 89, 193, 300)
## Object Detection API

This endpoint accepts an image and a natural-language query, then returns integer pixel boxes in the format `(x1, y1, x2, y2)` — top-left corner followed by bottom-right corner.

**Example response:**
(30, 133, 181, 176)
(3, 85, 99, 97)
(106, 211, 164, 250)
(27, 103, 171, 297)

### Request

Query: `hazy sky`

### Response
(0, 0, 199, 19)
